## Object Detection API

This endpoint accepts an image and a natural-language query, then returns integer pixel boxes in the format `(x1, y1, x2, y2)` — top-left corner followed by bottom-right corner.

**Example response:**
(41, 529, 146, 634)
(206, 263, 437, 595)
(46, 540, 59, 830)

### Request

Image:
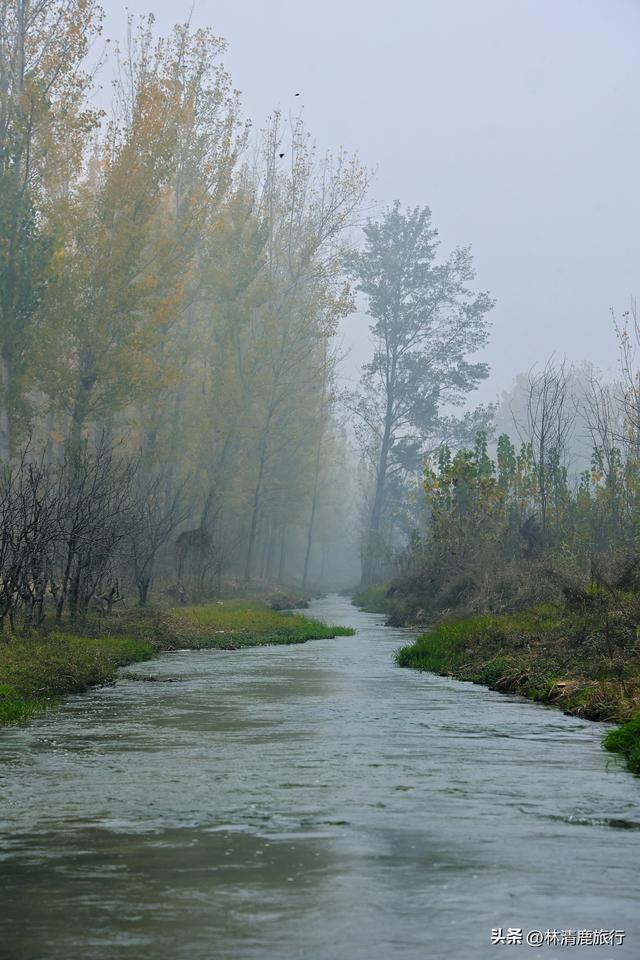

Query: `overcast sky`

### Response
(102, 0, 640, 404)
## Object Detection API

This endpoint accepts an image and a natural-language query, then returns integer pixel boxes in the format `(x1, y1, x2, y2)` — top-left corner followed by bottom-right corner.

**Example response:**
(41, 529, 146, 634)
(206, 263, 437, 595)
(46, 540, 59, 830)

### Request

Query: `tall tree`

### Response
(240, 114, 367, 580)
(0, 0, 102, 460)
(351, 202, 494, 585)
(41, 18, 242, 452)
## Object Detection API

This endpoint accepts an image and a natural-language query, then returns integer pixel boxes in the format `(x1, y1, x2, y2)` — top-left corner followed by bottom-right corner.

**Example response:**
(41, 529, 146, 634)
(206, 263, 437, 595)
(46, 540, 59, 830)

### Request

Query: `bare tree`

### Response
(520, 360, 576, 535)
(613, 298, 640, 454)
(129, 474, 187, 605)
(50, 437, 137, 620)
(0, 448, 57, 632)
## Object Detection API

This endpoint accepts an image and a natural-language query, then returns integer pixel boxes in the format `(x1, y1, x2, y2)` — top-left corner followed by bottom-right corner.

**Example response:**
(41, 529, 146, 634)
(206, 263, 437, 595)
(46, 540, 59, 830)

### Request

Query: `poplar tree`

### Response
(351, 202, 494, 585)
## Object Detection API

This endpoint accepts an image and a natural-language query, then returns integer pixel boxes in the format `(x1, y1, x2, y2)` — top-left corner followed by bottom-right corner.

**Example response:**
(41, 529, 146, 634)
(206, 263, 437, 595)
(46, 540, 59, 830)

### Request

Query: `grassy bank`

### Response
(350, 585, 391, 615)
(0, 603, 353, 726)
(155, 602, 348, 649)
(395, 601, 640, 775)
(351, 584, 423, 626)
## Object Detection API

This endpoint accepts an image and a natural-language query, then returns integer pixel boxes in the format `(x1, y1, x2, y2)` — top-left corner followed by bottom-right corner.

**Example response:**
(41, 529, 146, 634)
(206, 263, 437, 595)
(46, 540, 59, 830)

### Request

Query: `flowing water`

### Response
(1, 595, 639, 960)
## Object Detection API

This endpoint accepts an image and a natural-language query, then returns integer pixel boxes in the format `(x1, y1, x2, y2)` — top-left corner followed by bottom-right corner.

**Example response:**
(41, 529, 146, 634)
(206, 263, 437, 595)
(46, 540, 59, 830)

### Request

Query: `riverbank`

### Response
(4, 593, 639, 959)
(394, 602, 640, 774)
(0, 602, 354, 726)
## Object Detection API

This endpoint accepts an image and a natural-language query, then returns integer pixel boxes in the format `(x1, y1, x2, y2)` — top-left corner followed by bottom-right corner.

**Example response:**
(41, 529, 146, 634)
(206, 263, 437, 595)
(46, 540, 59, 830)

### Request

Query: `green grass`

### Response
(0, 684, 42, 723)
(395, 606, 557, 675)
(603, 714, 640, 775)
(351, 585, 391, 614)
(395, 602, 640, 776)
(0, 602, 354, 726)
(159, 602, 353, 649)
(0, 634, 154, 724)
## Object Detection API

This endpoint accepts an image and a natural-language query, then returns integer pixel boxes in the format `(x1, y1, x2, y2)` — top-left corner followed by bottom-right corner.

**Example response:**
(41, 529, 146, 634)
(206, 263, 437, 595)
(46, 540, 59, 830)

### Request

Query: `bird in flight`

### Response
(294, 92, 300, 96)
(278, 152, 285, 158)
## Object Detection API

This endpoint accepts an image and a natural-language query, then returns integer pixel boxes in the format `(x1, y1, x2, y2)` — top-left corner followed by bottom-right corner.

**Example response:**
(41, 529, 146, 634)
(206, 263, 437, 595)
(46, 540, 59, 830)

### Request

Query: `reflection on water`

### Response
(1, 596, 639, 959)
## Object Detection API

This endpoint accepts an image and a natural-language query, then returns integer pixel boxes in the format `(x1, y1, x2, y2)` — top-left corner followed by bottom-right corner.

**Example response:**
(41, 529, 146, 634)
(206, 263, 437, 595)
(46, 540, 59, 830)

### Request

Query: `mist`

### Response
(2, 3, 640, 958)
(101, 0, 640, 402)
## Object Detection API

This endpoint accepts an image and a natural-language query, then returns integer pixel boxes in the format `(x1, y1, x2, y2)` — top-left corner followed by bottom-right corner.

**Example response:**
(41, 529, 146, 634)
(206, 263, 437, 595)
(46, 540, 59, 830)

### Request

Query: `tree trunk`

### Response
(244, 472, 262, 582)
(302, 493, 318, 592)
(261, 527, 275, 581)
(69, 563, 82, 621)
(302, 429, 323, 592)
(361, 353, 396, 586)
(0, 352, 11, 463)
(69, 357, 97, 452)
(163, 388, 184, 507)
(303, 348, 328, 591)
(137, 576, 150, 606)
(56, 540, 76, 621)
(44, 409, 57, 466)
(244, 397, 277, 581)
(361, 419, 393, 586)
(278, 526, 287, 584)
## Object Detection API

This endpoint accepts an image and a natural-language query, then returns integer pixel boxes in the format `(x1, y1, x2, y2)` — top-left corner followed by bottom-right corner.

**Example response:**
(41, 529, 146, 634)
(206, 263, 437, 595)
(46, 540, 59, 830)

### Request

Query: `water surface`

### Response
(1, 595, 638, 959)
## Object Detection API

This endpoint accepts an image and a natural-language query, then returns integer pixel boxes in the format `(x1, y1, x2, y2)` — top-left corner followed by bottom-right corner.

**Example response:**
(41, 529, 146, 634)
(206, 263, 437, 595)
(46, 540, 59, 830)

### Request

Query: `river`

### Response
(1, 595, 639, 959)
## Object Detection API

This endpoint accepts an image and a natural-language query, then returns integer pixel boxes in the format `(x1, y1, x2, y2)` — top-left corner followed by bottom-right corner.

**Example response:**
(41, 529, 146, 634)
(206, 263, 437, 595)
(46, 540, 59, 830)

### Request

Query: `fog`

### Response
(102, 0, 640, 400)
(1, 0, 639, 602)
(3, 7, 640, 954)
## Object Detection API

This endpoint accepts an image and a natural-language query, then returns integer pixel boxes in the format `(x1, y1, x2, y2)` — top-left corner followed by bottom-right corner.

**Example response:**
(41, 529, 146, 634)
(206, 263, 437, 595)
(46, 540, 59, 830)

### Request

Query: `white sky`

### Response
(101, 0, 640, 405)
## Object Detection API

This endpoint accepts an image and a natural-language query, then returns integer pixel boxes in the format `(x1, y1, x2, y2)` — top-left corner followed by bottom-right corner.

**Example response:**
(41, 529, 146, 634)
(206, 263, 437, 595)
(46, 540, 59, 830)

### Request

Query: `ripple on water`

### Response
(0, 594, 639, 960)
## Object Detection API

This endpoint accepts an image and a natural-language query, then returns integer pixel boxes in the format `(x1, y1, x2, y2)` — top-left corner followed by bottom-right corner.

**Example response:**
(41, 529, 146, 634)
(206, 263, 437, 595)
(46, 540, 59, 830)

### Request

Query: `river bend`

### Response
(1, 595, 639, 959)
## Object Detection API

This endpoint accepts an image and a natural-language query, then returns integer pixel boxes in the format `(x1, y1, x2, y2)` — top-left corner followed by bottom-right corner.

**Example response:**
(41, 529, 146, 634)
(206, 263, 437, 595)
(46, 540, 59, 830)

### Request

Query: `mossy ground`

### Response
(0, 603, 353, 726)
(396, 603, 640, 775)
